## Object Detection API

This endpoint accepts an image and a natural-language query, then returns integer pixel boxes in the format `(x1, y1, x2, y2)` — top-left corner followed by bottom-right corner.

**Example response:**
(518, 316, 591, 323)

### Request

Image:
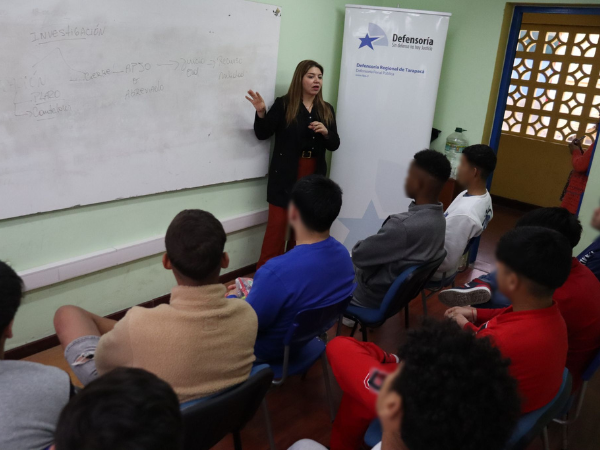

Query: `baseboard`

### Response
(4, 262, 256, 361)
(491, 194, 541, 212)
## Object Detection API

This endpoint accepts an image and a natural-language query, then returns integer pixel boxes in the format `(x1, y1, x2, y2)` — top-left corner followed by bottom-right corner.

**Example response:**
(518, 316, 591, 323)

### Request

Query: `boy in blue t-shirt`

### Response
(230, 175, 355, 361)
(578, 202, 600, 282)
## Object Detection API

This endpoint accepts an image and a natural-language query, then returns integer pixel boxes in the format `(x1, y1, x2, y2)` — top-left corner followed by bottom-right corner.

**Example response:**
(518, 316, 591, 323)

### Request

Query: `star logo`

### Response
(359, 33, 380, 50)
(358, 23, 389, 50)
(337, 201, 384, 251)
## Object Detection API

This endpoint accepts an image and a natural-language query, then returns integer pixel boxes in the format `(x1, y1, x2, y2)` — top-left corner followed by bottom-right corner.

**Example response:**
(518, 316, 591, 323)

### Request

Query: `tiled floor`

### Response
(24, 204, 600, 450)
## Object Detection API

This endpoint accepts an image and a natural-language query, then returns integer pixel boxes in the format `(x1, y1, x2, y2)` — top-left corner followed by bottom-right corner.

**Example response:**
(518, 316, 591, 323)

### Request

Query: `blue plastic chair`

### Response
(180, 364, 275, 450)
(363, 369, 572, 450)
(264, 296, 353, 421)
(420, 238, 476, 315)
(553, 347, 600, 449)
(344, 253, 445, 341)
(506, 368, 572, 450)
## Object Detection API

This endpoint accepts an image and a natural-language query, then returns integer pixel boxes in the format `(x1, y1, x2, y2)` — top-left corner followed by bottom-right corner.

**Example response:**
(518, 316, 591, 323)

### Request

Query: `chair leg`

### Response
(542, 426, 550, 450)
(361, 326, 368, 342)
(261, 399, 276, 450)
(350, 321, 358, 338)
(336, 314, 343, 336)
(404, 305, 409, 329)
(321, 352, 336, 422)
(233, 431, 243, 450)
(421, 291, 428, 317)
(562, 420, 568, 450)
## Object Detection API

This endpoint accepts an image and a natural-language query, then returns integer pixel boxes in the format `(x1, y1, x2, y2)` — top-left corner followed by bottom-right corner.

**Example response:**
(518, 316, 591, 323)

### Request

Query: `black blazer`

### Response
(254, 96, 340, 208)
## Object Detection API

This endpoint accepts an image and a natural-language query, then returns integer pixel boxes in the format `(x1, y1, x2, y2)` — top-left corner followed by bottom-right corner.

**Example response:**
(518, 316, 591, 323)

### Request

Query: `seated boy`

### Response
(323, 320, 519, 450)
(240, 175, 355, 361)
(351, 149, 450, 308)
(442, 207, 600, 391)
(578, 201, 600, 282)
(0, 261, 72, 450)
(54, 210, 258, 402)
(433, 144, 496, 281)
(446, 226, 571, 413)
(52, 368, 182, 450)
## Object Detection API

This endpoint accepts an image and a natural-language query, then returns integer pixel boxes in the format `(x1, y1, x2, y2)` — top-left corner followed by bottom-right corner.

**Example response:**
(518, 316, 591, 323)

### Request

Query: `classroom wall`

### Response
(1, 0, 380, 351)
(491, 134, 572, 207)
(382, 0, 600, 252)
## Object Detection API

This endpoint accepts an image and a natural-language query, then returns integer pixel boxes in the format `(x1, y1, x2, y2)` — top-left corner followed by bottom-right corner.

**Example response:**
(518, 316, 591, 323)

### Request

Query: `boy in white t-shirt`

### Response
(433, 144, 497, 281)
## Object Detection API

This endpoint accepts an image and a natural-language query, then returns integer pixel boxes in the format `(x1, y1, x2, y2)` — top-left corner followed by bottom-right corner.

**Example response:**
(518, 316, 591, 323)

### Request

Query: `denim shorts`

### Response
(64, 335, 100, 386)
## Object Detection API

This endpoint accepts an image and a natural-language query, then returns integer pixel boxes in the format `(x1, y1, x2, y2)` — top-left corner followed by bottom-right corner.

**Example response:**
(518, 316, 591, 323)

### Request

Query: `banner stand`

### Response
(330, 5, 450, 251)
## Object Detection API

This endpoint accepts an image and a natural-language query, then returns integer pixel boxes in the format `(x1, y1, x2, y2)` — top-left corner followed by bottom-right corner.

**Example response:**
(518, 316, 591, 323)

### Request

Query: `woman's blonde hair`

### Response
(284, 60, 333, 128)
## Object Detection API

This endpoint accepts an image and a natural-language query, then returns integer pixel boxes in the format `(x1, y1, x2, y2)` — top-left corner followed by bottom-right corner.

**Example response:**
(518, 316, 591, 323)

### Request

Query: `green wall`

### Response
(381, 0, 600, 253)
(1, 0, 379, 351)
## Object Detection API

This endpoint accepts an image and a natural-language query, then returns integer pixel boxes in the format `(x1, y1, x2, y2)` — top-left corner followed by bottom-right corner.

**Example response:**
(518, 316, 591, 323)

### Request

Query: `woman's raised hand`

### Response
(245, 90, 266, 118)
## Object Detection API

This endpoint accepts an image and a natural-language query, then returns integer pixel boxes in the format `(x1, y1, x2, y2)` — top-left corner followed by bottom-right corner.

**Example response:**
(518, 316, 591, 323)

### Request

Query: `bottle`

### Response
(445, 127, 468, 178)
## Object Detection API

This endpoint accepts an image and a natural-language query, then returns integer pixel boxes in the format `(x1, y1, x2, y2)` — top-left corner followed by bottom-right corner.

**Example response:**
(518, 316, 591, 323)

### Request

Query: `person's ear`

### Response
(379, 391, 403, 432)
(162, 253, 172, 271)
(49, 445, 56, 450)
(222, 252, 230, 269)
(507, 271, 519, 294)
(3, 320, 14, 339)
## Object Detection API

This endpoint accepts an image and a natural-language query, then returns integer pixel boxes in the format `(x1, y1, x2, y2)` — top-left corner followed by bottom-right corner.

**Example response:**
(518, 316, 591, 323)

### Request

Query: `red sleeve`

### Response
(475, 307, 507, 325)
(326, 337, 398, 411)
(463, 322, 479, 333)
(572, 147, 593, 173)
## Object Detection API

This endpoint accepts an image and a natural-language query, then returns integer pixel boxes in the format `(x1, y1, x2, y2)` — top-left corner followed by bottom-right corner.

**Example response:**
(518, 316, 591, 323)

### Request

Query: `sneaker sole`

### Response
(439, 286, 492, 307)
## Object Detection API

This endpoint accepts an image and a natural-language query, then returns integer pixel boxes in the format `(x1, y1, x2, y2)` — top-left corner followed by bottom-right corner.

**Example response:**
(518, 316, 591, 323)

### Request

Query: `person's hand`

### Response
(309, 121, 329, 138)
(245, 90, 266, 118)
(444, 306, 477, 323)
(225, 284, 241, 298)
(569, 138, 583, 154)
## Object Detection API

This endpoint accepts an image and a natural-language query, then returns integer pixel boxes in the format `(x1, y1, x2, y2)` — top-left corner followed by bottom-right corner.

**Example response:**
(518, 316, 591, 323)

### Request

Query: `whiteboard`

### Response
(0, 0, 281, 219)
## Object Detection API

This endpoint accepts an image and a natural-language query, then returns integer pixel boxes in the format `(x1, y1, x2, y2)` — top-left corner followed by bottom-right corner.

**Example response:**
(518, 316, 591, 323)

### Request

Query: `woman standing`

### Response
(246, 60, 340, 268)
(560, 135, 595, 215)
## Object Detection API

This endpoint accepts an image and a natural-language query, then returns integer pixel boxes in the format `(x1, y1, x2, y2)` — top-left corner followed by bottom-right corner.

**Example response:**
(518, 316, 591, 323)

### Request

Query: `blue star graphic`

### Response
(358, 33, 379, 50)
(337, 201, 384, 251)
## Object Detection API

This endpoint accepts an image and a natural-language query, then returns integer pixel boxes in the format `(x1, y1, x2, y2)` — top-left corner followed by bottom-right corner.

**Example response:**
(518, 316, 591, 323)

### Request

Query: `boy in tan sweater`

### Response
(54, 210, 258, 403)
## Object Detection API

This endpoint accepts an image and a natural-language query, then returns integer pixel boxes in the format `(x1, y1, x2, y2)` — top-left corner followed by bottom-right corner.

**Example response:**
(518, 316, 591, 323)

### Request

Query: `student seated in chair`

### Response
(231, 175, 354, 361)
(51, 367, 182, 450)
(350, 149, 450, 308)
(314, 320, 519, 450)
(0, 261, 72, 450)
(431, 144, 496, 282)
(578, 200, 600, 282)
(445, 226, 571, 413)
(54, 210, 258, 402)
(442, 207, 600, 392)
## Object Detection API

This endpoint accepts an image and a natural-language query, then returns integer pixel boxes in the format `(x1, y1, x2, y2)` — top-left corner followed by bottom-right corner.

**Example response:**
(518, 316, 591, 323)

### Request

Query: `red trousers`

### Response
(257, 158, 317, 269)
(326, 337, 399, 450)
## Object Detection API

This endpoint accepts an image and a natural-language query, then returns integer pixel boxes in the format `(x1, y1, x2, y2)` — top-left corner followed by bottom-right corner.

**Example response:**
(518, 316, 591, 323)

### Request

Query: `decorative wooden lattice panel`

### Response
(503, 18, 600, 146)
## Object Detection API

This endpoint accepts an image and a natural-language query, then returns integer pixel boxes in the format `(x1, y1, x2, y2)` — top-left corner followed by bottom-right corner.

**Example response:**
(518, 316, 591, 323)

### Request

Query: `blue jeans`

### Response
(476, 272, 511, 309)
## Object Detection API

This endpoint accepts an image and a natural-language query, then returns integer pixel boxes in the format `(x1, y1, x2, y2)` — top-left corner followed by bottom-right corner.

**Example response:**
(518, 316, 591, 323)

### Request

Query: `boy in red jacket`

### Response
(446, 226, 572, 413)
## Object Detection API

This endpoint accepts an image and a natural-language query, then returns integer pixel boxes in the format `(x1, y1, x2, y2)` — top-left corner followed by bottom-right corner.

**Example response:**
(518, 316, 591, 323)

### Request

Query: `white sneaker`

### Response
(342, 317, 356, 327)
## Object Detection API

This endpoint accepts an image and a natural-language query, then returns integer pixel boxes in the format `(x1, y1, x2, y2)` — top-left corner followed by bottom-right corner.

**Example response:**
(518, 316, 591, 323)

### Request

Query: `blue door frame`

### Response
(469, 5, 600, 265)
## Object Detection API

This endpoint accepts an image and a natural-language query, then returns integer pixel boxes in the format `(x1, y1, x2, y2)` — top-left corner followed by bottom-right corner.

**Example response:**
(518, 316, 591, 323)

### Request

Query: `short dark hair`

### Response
(413, 149, 451, 183)
(0, 261, 23, 334)
(394, 319, 520, 450)
(516, 207, 582, 248)
(54, 368, 182, 450)
(462, 144, 497, 179)
(165, 210, 226, 281)
(496, 226, 572, 297)
(290, 175, 343, 232)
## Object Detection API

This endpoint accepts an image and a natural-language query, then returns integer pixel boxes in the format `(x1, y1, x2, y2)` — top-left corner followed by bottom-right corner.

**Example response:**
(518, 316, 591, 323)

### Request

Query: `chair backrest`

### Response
(283, 295, 353, 347)
(181, 366, 274, 450)
(505, 368, 572, 450)
(379, 252, 446, 319)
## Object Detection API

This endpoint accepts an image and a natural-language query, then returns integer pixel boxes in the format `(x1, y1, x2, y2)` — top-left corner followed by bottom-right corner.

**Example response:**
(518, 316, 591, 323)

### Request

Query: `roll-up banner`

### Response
(330, 5, 450, 251)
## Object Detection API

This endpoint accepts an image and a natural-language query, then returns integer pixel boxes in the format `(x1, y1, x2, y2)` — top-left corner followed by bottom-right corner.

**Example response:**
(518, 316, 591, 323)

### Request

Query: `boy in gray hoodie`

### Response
(351, 149, 450, 308)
